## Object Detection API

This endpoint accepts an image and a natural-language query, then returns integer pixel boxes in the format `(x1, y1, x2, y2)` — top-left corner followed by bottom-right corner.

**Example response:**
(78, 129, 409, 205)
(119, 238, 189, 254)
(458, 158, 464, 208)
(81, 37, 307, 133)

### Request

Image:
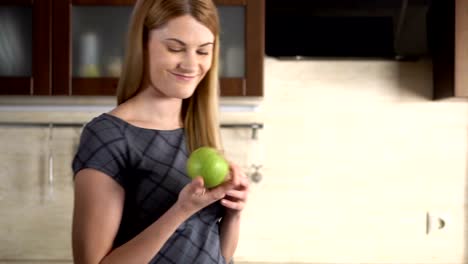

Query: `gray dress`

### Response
(72, 113, 226, 264)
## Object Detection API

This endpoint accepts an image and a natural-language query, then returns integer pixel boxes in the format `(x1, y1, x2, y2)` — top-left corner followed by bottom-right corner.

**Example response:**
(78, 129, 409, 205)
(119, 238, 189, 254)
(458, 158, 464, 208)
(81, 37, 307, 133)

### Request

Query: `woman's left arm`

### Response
(219, 163, 250, 263)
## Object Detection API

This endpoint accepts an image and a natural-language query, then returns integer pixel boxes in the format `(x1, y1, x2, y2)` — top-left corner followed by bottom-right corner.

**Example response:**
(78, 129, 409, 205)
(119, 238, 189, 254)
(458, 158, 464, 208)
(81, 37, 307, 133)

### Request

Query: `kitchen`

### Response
(0, 0, 468, 263)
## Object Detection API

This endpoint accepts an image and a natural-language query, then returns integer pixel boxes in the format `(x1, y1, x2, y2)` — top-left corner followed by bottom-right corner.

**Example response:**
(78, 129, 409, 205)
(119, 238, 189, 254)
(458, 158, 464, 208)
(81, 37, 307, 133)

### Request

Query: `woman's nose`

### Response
(179, 52, 198, 72)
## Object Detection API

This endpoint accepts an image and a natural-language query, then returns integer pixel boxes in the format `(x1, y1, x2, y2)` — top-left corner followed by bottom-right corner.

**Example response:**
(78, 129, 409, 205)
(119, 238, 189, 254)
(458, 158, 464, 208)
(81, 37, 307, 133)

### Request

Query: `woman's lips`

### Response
(170, 72, 197, 81)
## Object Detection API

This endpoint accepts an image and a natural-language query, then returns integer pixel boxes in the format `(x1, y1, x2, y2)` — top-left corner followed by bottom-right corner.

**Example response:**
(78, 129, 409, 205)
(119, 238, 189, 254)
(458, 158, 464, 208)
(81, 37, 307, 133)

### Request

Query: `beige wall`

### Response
(230, 58, 468, 263)
(0, 57, 467, 263)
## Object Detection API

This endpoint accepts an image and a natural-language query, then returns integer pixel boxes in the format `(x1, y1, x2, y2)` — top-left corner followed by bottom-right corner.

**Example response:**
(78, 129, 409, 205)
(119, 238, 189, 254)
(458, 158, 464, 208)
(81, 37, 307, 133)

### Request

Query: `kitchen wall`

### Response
(0, 57, 467, 263)
(235, 57, 467, 264)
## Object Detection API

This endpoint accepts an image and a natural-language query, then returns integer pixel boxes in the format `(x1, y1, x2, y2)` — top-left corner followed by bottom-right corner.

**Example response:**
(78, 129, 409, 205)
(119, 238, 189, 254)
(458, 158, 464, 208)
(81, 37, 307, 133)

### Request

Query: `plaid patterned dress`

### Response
(72, 113, 226, 264)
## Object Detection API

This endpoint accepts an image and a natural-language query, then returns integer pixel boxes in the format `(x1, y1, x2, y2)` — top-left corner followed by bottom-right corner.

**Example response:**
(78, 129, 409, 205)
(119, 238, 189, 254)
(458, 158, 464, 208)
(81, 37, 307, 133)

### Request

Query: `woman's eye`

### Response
(197, 51, 209, 56)
(168, 47, 184, 53)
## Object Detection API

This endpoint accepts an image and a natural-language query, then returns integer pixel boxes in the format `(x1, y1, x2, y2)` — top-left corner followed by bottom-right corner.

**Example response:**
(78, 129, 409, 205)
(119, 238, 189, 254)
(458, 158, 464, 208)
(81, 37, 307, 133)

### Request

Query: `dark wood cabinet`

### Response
(52, 0, 132, 96)
(454, 0, 468, 97)
(432, 0, 468, 98)
(0, 0, 264, 97)
(0, 0, 52, 95)
(217, 0, 264, 96)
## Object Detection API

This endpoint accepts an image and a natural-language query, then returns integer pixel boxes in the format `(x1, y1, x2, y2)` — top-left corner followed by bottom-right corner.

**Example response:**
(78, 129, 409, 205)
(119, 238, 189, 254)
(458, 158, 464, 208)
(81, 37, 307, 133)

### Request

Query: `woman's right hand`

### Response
(175, 176, 232, 216)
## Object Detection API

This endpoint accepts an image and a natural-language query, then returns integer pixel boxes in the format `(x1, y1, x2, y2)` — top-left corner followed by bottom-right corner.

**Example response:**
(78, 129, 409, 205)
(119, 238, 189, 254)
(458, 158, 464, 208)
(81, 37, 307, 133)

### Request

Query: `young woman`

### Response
(71, 0, 249, 263)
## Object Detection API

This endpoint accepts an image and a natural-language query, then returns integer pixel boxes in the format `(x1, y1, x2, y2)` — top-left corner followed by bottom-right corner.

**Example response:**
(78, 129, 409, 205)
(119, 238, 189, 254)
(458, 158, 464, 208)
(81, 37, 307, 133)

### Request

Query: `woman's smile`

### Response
(169, 71, 198, 81)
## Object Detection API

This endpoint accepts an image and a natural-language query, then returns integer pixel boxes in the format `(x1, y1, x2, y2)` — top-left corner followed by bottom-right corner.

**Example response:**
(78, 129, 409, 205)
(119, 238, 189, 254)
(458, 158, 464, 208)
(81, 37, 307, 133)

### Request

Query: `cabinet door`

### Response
(232, 117, 466, 263)
(0, 0, 51, 95)
(235, 175, 465, 263)
(52, 0, 264, 96)
(0, 126, 74, 261)
(53, 0, 134, 96)
(216, 0, 264, 96)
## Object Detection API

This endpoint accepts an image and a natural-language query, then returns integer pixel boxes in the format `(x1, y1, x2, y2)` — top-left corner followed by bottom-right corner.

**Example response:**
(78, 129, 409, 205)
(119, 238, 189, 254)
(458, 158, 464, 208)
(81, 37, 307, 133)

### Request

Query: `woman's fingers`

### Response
(228, 162, 247, 187)
(190, 177, 206, 195)
(221, 176, 249, 211)
(207, 186, 227, 200)
(186, 162, 251, 210)
(220, 198, 244, 210)
(226, 189, 248, 201)
(179, 162, 251, 213)
(239, 175, 249, 188)
(230, 166, 240, 186)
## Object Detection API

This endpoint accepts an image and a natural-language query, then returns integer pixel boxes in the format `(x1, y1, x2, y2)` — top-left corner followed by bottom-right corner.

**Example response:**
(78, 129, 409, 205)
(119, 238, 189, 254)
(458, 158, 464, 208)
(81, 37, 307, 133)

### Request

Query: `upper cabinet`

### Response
(53, 1, 133, 96)
(217, 0, 264, 96)
(0, 0, 51, 95)
(432, 0, 468, 98)
(0, 0, 264, 97)
(454, 0, 468, 97)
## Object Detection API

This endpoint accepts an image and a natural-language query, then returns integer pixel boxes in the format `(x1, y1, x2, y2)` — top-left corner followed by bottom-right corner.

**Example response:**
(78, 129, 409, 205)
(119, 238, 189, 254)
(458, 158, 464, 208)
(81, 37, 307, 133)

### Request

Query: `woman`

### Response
(71, 0, 249, 263)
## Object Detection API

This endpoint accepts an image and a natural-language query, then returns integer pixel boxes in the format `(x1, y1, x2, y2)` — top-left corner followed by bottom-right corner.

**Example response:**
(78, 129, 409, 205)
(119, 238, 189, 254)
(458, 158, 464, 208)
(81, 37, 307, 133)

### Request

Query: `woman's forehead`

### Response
(149, 15, 215, 45)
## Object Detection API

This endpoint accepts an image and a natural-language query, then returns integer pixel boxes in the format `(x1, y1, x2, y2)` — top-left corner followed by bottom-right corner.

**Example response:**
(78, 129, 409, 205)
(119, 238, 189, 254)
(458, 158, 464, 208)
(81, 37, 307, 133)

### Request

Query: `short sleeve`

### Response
(72, 116, 128, 187)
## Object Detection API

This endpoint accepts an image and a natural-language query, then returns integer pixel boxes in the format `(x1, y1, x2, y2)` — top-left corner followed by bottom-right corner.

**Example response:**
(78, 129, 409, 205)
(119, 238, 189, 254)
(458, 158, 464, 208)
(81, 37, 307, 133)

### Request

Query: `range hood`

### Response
(266, 0, 431, 60)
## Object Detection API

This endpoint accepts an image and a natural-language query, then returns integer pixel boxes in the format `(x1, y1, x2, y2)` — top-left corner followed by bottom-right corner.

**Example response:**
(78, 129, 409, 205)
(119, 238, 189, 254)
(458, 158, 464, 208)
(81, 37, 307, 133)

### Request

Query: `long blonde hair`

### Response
(116, 0, 222, 153)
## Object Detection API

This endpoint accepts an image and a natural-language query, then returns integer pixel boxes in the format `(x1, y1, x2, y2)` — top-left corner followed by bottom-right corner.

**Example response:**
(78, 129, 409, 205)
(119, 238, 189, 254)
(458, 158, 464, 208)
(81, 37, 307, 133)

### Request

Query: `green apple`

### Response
(186, 147, 229, 188)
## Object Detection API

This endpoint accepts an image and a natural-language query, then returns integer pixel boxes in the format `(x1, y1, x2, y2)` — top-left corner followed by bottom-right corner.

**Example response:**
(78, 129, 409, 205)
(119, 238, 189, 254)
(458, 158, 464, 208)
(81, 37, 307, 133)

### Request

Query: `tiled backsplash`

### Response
(1, 57, 468, 263)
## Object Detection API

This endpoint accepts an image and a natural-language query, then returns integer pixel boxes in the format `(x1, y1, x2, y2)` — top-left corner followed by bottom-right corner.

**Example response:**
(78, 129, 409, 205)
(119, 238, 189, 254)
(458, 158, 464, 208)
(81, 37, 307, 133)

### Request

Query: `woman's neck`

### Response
(115, 87, 184, 130)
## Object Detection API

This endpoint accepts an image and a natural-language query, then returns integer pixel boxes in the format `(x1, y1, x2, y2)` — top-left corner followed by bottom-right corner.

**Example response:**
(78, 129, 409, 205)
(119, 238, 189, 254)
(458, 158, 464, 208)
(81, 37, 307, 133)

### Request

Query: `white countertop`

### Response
(0, 96, 263, 124)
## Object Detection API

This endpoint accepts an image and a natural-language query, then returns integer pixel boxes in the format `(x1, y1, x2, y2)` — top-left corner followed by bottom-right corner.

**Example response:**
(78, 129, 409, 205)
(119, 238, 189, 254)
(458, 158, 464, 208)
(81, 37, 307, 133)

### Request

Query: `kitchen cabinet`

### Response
(238, 185, 465, 264)
(0, 0, 52, 95)
(0, 126, 75, 263)
(0, 0, 264, 97)
(454, 0, 468, 97)
(433, 0, 468, 98)
(53, 1, 132, 96)
(230, 111, 466, 263)
(234, 175, 465, 263)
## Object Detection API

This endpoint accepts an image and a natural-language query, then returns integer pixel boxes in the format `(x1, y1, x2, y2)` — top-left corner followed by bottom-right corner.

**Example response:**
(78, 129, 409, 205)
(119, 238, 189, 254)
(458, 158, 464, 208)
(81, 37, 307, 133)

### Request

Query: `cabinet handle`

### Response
(48, 124, 53, 186)
(437, 218, 445, 229)
(426, 212, 446, 234)
(426, 212, 429, 234)
(48, 153, 53, 185)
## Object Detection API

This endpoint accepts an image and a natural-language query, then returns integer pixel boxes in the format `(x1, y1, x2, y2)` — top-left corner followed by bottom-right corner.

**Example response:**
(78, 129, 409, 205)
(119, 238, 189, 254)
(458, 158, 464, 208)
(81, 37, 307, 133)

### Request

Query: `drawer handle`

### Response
(426, 212, 446, 234)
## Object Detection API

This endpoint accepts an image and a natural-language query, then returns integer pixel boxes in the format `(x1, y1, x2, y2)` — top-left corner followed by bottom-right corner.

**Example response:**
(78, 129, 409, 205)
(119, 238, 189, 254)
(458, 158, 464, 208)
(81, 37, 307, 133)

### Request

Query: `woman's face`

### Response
(145, 15, 215, 99)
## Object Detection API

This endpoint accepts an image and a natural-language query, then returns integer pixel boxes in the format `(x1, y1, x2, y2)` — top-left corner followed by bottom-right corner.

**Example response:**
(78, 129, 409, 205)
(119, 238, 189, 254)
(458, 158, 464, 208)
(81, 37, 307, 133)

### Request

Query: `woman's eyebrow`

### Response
(165, 38, 214, 47)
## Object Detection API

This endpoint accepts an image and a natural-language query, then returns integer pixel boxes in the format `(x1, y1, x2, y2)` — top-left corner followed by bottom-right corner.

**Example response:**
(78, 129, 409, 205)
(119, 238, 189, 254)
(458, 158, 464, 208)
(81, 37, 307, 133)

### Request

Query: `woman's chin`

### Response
(170, 87, 197, 99)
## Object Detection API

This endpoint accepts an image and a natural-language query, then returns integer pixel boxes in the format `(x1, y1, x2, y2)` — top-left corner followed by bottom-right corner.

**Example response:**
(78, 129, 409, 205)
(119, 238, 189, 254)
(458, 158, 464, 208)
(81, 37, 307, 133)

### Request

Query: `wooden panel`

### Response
(72, 0, 135, 5)
(0, 77, 32, 95)
(0, 0, 51, 95)
(50, 0, 257, 96)
(220, 78, 245, 96)
(53, 0, 133, 96)
(245, 0, 264, 96)
(214, 0, 247, 5)
(32, 0, 52, 95)
(0, 0, 32, 5)
(52, 0, 71, 95)
(71, 78, 118, 95)
(0, 128, 74, 260)
(432, 0, 455, 99)
(455, 0, 468, 96)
